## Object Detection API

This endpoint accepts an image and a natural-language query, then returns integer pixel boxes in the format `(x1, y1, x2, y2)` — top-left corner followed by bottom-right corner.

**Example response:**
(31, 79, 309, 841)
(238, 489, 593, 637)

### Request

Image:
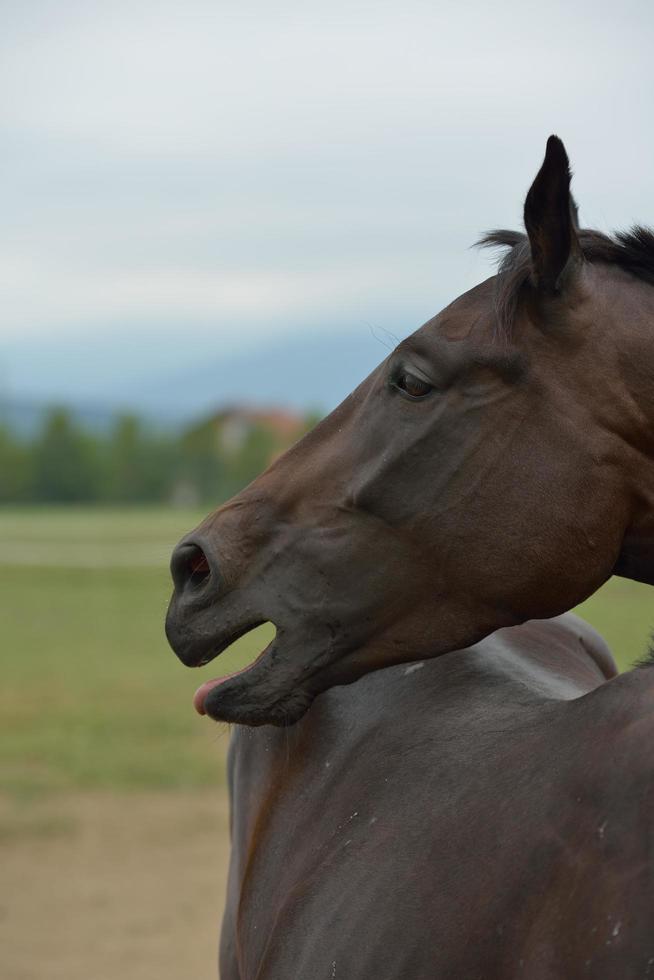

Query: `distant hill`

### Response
(1, 324, 401, 433)
(131, 327, 396, 421)
(1, 398, 121, 438)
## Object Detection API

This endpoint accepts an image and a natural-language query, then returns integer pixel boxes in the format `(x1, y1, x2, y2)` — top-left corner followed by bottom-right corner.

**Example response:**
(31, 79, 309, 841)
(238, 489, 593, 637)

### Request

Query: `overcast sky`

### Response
(2, 0, 653, 398)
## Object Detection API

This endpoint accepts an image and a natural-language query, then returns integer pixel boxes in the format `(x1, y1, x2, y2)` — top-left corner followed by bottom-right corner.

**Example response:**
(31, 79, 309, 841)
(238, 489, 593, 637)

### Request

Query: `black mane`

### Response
(634, 634, 654, 670)
(478, 226, 654, 334)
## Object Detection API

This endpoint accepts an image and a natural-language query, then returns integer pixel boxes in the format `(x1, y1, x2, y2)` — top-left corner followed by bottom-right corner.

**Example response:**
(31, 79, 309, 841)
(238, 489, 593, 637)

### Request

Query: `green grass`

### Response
(576, 578, 653, 672)
(0, 508, 273, 795)
(0, 507, 652, 795)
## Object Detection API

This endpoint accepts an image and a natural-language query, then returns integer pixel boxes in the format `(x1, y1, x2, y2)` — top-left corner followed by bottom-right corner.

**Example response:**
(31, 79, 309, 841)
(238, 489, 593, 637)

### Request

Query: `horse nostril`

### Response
(171, 542, 212, 594)
(187, 547, 211, 587)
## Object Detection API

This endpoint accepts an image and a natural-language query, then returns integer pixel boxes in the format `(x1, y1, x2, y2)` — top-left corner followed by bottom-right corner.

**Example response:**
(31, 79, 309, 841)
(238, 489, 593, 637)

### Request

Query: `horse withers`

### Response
(167, 135, 654, 727)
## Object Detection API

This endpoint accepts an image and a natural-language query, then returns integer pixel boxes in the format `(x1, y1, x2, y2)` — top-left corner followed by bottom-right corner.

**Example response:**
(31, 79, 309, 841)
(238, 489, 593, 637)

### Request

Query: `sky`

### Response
(2, 0, 654, 410)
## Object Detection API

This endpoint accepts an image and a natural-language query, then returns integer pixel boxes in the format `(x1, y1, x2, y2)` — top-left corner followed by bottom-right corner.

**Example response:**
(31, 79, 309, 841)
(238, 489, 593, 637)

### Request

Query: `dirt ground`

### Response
(0, 790, 231, 980)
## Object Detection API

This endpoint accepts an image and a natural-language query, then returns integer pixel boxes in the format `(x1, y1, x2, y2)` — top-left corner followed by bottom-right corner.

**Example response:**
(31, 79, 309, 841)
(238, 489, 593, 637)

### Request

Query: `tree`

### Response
(31, 408, 99, 502)
(103, 414, 174, 503)
(0, 426, 32, 502)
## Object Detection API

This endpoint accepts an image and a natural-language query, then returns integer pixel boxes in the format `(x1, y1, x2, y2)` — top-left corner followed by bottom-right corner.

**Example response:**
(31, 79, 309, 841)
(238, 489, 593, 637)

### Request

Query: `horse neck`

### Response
(613, 515, 654, 586)
(609, 282, 654, 585)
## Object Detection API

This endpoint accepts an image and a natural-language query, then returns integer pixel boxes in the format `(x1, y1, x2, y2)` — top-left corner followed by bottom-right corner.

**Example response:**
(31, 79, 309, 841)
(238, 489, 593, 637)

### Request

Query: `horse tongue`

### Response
(193, 650, 269, 715)
(193, 678, 227, 715)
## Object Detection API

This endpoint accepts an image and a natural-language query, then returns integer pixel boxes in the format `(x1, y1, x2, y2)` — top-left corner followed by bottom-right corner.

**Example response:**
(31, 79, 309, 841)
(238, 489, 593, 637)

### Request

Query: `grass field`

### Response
(0, 507, 264, 980)
(1, 505, 652, 796)
(1, 506, 653, 979)
(0, 507, 277, 796)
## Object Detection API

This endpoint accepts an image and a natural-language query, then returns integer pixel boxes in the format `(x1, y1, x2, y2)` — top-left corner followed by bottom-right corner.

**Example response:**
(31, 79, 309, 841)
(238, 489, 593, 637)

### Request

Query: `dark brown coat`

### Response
(220, 616, 654, 980)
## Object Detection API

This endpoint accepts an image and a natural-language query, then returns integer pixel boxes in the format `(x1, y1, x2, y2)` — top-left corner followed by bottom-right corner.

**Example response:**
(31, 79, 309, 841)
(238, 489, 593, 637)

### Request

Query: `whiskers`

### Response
(365, 321, 400, 352)
(209, 721, 232, 745)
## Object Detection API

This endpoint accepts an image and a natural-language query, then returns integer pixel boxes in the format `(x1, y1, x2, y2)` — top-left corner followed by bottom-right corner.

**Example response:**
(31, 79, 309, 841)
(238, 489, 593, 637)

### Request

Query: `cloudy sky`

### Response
(1, 0, 653, 407)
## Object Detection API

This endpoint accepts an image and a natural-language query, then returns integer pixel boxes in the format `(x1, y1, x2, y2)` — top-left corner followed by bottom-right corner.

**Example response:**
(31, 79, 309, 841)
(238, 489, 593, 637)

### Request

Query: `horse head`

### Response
(166, 136, 654, 725)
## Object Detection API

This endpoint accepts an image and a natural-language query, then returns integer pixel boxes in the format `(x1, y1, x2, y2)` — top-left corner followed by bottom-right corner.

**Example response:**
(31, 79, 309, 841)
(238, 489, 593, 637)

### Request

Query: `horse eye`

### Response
(395, 370, 433, 399)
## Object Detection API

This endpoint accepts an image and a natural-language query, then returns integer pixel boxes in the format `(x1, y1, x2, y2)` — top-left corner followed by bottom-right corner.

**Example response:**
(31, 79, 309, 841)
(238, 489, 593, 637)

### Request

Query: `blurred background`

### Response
(2, 1, 653, 977)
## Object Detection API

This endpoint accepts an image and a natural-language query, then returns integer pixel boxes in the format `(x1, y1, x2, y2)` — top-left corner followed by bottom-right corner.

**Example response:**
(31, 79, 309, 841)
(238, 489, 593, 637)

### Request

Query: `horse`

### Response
(166, 135, 654, 727)
(165, 136, 654, 975)
(219, 615, 654, 979)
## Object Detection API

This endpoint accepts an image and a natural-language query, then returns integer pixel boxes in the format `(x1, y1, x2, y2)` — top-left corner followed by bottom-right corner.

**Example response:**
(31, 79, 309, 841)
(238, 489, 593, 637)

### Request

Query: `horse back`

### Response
(221, 616, 654, 979)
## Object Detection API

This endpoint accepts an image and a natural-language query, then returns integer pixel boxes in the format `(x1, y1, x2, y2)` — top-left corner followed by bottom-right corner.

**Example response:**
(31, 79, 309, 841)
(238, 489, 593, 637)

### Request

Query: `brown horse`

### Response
(219, 615, 654, 980)
(167, 135, 654, 726)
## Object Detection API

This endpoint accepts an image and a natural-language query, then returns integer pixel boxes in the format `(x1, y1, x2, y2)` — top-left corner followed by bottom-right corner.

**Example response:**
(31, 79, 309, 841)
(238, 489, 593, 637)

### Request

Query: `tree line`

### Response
(0, 407, 318, 505)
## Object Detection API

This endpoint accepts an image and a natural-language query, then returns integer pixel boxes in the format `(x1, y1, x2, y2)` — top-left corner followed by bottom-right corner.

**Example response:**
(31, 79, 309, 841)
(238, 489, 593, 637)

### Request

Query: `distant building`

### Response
(205, 406, 308, 455)
(172, 405, 315, 505)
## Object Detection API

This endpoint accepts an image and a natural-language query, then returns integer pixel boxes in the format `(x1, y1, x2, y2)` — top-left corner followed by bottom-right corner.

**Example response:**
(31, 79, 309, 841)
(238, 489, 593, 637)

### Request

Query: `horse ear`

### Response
(524, 135, 580, 292)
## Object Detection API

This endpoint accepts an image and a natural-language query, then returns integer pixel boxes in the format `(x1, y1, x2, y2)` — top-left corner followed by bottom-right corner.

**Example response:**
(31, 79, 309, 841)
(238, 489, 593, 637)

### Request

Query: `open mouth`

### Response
(192, 621, 277, 716)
